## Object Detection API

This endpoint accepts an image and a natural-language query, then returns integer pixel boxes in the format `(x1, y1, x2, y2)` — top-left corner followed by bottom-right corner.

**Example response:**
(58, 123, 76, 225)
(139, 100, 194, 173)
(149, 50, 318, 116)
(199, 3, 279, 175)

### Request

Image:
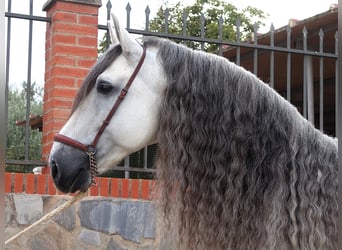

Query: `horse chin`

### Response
(53, 168, 91, 194)
(68, 170, 91, 193)
(96, 156, 125, 174)
(96, 161, 117, 175)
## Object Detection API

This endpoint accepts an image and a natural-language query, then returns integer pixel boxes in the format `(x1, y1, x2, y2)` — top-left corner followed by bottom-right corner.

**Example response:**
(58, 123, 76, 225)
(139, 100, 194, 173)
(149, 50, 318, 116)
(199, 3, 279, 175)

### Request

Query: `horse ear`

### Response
(110, 13, 141, 58)
(107, 20, 119, 45)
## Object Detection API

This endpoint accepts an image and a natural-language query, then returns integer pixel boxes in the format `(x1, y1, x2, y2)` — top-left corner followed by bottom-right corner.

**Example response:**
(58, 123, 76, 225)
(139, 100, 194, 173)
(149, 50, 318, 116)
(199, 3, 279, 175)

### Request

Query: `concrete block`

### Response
(13, 194, 43, 225)
(77, 228, 101, 246)
(119, 200, 156, 242)
(106, 238, 128, 250)
(30, 236, 59, 250)
(79, 199, 120, 234)
(30, 223, 64, 250)
(53, 205, 76, 232)
(5, 195, 14, 225)
(78, 199, 156, 243)
(142, 202, 156, 239)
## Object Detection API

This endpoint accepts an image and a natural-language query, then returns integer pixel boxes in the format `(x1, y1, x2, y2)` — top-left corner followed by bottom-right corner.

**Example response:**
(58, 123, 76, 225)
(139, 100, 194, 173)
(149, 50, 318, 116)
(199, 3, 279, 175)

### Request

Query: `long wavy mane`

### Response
(144, 38, 338, 249)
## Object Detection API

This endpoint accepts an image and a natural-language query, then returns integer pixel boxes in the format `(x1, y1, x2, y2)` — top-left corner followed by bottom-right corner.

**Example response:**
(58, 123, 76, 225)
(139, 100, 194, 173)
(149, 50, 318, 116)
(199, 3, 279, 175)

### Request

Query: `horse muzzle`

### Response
(49, 144, 92, 193)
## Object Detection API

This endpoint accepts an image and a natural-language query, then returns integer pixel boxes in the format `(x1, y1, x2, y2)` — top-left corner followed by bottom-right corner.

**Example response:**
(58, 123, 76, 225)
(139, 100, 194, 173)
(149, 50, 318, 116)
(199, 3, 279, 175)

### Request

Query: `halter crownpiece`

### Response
(54, 46, 147, 187)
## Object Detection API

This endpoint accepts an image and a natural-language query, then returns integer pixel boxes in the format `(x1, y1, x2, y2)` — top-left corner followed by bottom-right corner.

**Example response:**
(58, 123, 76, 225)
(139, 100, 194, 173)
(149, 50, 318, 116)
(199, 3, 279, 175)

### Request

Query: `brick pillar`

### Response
(42, 0, 102, 168)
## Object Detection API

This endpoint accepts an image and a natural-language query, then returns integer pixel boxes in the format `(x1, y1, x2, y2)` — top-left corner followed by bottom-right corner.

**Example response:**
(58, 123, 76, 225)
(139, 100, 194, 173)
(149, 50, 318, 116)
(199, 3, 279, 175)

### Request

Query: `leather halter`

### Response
(54, 46, 147, 186)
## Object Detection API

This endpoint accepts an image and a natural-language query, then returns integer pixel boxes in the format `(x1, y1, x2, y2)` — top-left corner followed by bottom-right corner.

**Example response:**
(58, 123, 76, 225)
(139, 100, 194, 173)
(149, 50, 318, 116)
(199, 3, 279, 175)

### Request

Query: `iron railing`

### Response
(101, 1, 338, 130)
(100, 1, 338, 178)
(5, 0, 50, 172)
(5, 0, 338, 178)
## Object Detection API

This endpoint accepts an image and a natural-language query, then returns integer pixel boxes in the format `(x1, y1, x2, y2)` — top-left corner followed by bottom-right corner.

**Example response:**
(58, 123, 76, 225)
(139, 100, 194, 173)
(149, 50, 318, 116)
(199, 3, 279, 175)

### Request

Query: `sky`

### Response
(5, 0, 336, 89)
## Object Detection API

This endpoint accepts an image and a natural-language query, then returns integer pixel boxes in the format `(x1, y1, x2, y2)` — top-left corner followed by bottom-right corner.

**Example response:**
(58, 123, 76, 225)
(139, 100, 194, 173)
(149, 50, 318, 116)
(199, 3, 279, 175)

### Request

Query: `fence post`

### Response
(42, 0, 102, 169)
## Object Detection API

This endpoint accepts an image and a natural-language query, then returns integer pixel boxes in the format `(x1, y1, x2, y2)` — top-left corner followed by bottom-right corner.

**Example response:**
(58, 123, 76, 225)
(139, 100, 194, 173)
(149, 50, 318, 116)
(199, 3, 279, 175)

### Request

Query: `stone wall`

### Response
(5, 194, 162, 250)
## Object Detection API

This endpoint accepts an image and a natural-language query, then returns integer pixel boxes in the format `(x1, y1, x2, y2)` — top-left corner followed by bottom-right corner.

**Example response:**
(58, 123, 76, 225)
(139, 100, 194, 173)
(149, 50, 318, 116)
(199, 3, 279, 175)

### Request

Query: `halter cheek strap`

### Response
(53, 46, 147, 186)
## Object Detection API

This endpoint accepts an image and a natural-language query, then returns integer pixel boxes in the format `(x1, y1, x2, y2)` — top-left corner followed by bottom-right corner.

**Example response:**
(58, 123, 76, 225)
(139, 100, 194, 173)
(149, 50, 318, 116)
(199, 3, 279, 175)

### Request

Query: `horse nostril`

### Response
(50, 159, 58, 179)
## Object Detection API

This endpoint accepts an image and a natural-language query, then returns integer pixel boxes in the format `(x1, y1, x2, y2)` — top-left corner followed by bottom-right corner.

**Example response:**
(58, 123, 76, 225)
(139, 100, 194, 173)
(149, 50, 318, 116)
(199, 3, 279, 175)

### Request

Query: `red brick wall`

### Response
(5, 173, 156, 200)
(42, 0, 101, 163)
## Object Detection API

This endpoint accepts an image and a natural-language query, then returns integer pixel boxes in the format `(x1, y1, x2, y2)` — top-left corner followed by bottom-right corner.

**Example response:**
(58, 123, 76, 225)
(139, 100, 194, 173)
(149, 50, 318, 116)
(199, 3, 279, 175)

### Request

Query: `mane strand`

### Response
(144, 37, 338, 250)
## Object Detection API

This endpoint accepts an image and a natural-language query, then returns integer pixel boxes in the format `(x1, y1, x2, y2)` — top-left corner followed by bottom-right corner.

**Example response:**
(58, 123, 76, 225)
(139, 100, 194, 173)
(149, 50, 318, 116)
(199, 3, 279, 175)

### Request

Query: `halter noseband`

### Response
(54, 46, 147, 187)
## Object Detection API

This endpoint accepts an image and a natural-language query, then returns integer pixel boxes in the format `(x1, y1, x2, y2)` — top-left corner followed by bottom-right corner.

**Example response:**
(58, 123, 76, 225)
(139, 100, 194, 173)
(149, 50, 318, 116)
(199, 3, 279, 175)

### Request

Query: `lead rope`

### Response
(5, 190, 88, 245)
(5, 153, 98, 246)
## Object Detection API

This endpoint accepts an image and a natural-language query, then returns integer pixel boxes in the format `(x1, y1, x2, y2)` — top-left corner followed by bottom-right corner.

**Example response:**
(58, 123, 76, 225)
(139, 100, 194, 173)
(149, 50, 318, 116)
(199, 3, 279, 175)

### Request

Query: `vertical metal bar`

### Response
(236, 17, 241, 66)
(253, 23, 258, 75)
(302, 27, 308, 118)
(126, 3, 131, 29)
(286, 25, 291, 102)
(335, 31, 338, 136)
(182, 10, 187, 36)
(182, 10, 187, 45)
(303, 56, 307, 118)
(143, 147, 148, 170)
(5, 0, 12, 151)
(337, 7, 342, 240)
(106, 0, 112, 49)
(218, 16, 223, 56)
(1, 2, 6, 230)
(106, 0, 112, 20)
(270, 23, 274, 88)
(164, 8, 169, 33)
(24, 0, 34, 160)
(303, 26, 308, 51)
(307, 56, 314, 124)
(319, 28, 324, 131)
(200, 13, 205, 51)
(142, 5, 151, 168)
(124, 156, 129, 178)
(145, 6, 150, 31)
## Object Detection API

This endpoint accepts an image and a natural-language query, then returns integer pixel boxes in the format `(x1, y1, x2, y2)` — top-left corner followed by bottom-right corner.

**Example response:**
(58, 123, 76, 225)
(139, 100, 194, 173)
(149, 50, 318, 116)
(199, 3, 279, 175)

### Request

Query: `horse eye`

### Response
(97, 81, 113, 95)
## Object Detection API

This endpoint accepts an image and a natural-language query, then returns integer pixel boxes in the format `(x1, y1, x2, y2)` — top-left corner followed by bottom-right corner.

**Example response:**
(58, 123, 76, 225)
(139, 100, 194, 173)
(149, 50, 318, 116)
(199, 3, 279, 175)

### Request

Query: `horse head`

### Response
(49, 14, 166, 193)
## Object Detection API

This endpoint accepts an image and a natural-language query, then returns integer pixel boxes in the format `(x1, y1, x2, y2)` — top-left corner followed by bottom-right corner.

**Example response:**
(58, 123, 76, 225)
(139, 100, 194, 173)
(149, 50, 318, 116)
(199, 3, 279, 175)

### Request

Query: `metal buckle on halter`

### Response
(86, 145, 96, 155)
(119, 89, 128, 99)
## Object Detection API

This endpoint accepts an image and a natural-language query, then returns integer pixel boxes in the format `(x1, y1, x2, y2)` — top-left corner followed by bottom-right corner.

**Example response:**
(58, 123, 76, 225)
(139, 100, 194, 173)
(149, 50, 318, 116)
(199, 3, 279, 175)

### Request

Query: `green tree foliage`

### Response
(149, 0, 268, 52)
(98, 33, 110, 56)
(6, 82, 43, 172)
(98, 0, 268, 54)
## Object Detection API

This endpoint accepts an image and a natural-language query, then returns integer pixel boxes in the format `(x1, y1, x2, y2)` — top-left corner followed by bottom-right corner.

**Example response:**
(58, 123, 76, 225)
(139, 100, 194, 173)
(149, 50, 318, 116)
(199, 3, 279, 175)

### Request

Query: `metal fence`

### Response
(101, 1, 338, 178)
(5, 0, 50, 172)
(5, 0, 338, 178)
